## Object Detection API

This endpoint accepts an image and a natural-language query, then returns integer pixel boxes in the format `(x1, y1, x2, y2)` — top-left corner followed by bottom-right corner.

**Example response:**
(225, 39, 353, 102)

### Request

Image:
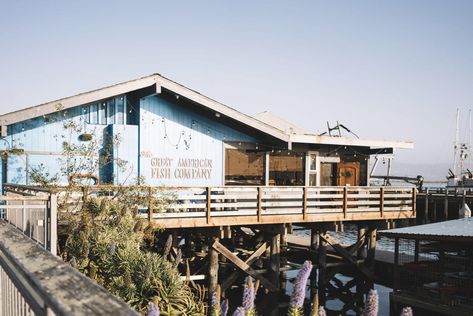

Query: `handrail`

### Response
(0, 221, 139, 316)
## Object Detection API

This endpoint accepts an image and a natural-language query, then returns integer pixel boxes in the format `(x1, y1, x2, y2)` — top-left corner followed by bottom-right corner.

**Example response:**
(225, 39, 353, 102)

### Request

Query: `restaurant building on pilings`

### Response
(0, 73, 413, 190)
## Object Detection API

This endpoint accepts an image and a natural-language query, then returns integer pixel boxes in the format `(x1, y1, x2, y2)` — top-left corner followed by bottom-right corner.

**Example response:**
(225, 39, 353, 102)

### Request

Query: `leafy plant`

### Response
(63, 197, 204, 315)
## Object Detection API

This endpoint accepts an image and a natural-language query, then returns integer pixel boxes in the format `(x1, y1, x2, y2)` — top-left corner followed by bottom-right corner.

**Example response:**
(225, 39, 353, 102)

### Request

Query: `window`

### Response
(98, 102, 107, 124)
(269, 151, 305, 186)
(307, 153, 318, 186)
(86, 95, 127, 125)
(225, 149, 265, 185)
(107, 99, 115, 124)
(116, 97, 125, 124)
(89, 104, 98, 124)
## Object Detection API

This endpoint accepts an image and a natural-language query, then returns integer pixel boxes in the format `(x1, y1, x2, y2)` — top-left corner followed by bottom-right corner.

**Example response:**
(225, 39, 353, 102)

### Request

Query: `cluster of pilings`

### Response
(417, 188, 473, 223)
(157, 221, 383, 315)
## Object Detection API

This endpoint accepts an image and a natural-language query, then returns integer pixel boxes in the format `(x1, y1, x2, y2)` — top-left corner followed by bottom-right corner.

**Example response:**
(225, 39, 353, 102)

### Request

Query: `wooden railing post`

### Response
(412, 187, 417, 217)
(148, 187, 153, 222)
(343, 186, 348, 218)
(206, 187, 212, 224)
(303, 187, 308, 221)
(257, 187, 262, 223)
(380, 187, 385, 217)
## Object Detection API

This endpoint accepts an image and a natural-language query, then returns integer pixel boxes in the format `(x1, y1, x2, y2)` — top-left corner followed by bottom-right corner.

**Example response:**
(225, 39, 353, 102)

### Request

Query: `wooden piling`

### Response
(208, 237, 219, 300)
(444, 191, 449, 220)
(318, 229, 327, 305)
(269, 233, 281, 289)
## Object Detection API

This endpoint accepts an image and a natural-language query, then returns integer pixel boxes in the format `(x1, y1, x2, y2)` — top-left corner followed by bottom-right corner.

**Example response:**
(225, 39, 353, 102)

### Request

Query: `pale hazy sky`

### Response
(1, 1, 471, 167)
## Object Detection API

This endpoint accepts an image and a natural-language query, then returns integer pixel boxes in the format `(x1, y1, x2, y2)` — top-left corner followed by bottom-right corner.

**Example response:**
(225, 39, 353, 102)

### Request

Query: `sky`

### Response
(0, 1, 472, 174)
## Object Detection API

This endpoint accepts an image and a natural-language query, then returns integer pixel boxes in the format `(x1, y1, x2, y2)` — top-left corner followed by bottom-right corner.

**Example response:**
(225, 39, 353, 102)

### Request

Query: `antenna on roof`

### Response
(319, 122, 359, 139)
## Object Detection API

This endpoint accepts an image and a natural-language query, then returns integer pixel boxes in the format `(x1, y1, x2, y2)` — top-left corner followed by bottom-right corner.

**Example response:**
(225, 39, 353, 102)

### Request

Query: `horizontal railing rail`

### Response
(0, 221, 139, 316)
(3, 184, 416, 228)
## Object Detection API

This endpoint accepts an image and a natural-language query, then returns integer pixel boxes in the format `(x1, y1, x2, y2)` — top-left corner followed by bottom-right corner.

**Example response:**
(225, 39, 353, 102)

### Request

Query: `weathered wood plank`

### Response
(212, 240, 278, 292)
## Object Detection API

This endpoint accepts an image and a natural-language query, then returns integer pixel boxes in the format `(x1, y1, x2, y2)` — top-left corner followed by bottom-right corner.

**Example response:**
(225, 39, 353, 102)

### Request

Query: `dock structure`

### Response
(379, 218, 473, 316)
(2, 183, 415, 315)
(417, 187, 473, 223)
(0, 73, 416, 314)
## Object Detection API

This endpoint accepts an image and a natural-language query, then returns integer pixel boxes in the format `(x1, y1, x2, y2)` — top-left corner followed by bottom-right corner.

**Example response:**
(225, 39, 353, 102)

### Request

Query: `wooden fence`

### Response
(2, 184, 416, 229)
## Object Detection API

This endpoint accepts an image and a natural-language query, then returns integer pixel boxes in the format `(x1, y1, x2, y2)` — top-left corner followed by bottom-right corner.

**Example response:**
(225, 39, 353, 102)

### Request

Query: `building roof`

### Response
(379, 217, 473, 242)
(0, 73, 413, 150)
(254, 111, 313, 135)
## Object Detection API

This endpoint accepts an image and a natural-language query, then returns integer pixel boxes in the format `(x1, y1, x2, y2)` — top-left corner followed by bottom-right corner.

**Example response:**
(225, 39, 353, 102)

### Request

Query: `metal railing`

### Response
(0, 221, 139, 316)
(0, 191, 57, 255)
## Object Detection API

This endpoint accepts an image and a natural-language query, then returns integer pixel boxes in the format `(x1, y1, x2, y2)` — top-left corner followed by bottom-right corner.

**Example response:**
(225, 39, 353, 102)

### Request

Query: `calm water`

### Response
(290, 224, 395, 315)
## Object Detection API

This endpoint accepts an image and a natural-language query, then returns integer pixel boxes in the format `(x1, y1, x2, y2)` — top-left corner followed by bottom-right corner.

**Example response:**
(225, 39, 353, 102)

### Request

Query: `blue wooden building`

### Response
(0, 73, 413, 191)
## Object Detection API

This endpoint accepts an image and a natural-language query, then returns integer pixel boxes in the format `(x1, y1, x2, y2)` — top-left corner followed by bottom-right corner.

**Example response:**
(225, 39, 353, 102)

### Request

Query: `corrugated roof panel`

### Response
(379, 217, 473, 241)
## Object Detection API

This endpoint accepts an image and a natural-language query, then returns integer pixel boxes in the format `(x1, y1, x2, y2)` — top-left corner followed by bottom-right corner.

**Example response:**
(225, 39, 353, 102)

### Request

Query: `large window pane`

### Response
(225, 149, 265, 185)
(116, 96, 125, 125)
(98, 102, 107, 125)
(89, 104, 98, 124)
(269, 152, 305, 186)
(107, 98, 115, 124)
(320, 162, 336, 186)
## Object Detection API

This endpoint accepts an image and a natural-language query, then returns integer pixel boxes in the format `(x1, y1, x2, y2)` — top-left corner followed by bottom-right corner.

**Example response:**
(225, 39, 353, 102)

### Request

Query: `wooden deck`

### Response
(145, 186, 416, 228)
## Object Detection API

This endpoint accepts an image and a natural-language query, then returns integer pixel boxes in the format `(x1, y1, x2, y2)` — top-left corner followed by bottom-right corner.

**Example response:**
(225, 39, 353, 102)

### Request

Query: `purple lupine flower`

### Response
(147, 302, 160, 316)
(362, 289, 379, 316)
(289, 260, 313, 308)
(318, 306, 327, 316)
(400, 306, 413, 316)
(242, 277, 255, 310)
(221, 299, 229, 316)
(211, 291, 218, 309)
(232, 307, 245, 316)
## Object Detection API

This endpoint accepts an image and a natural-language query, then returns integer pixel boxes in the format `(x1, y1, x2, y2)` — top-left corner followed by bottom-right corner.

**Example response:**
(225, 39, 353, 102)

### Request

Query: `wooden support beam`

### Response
(444, 191, 449, 220)
(257, 187, 262, 223)
(318, 230, 327, 306)
(269, 233, 281, 289)
(380, 187, 385, 217)
(220, 242, 268, 291)
(206, 187, 212, 224)
(412, 187, 417, 217)
(366, 228, 377, 269)
(319, 233, 375, 281)
(343, 186, 348, 218)
(303, 186, 308, 221)
(208, 237, 219, 298)
(212, 240, 278, 292)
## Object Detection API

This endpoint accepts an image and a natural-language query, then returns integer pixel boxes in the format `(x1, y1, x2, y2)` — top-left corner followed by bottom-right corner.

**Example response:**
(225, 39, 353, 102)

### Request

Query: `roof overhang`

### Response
(289, 134, 414, 149)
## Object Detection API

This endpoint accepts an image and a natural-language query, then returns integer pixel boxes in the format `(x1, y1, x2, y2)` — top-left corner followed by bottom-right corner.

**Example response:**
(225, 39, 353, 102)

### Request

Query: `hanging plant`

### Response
(79, 133, 93, 141)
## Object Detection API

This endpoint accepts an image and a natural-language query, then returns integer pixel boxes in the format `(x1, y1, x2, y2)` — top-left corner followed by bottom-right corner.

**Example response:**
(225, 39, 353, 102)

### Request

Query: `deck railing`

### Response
(3, 184, 416, 229)
(141, 186, 416, 227)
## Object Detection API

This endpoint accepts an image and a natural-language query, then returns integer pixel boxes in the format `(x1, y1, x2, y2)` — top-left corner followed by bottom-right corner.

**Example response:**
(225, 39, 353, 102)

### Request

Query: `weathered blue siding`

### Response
(1, 92, 258, 188)
(139, 95, 255, 186)
(110, 124, 139, 185)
